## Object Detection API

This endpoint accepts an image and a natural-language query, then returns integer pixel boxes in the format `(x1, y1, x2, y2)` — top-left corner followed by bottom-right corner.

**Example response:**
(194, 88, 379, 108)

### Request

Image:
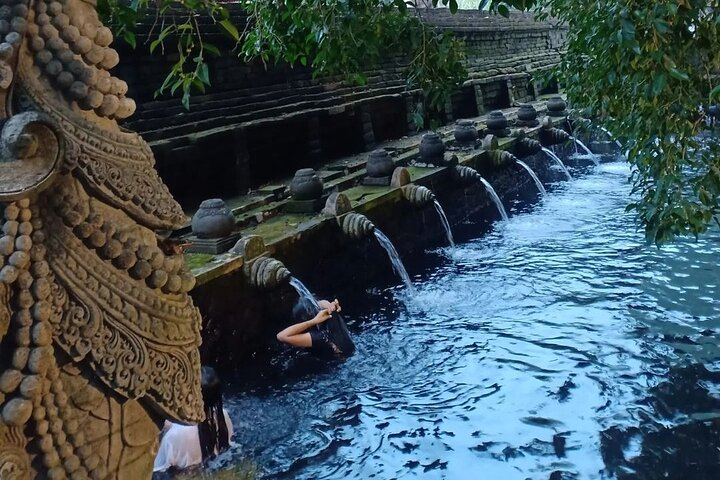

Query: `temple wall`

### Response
(114, 8, 567, 210)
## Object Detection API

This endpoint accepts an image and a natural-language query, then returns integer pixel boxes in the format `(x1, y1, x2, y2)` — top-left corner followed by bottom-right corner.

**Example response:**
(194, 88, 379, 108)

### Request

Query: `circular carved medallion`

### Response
(0, 444, 31, 480)
(0, 111, 60, 201)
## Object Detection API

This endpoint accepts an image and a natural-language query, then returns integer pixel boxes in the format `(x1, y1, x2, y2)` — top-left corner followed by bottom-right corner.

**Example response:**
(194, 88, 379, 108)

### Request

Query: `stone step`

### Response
(142, 85, 407, 144)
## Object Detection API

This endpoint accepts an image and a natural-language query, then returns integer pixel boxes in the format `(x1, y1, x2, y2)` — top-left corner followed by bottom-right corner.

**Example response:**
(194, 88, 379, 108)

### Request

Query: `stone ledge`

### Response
(188, 97, 559, 286)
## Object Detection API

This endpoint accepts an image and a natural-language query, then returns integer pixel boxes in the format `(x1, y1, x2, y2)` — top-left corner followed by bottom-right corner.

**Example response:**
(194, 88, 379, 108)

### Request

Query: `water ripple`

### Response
(221, 156, 720, 480)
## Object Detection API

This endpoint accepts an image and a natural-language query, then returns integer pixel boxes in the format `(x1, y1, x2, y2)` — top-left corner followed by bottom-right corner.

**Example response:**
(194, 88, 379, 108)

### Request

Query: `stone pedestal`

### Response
(284, 195, 329, 213)
(187, 232, 242, 254)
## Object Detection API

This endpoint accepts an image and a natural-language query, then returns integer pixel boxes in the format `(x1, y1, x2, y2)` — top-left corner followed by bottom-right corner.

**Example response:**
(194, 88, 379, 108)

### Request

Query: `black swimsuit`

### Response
(309, 328, 341, 357)
(309, 313, 355, 358)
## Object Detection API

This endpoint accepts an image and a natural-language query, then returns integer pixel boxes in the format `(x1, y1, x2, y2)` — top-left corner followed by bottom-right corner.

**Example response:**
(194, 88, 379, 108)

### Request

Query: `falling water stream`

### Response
(541, 147, 572, 181)
(515, 160, 546, 195)
(598, 125, 623, 149)
(289, 276, 322, 311)
(478, 177, 509, 221)
(372, 229, 413, 291)
(432, 200, 455, 248)
(220, 152, 720, 480)
(571, 136, 594, 156)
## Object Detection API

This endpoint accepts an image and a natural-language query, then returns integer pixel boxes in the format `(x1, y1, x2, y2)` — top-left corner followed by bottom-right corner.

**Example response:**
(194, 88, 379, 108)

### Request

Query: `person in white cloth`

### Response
(153, 366, 233, 473)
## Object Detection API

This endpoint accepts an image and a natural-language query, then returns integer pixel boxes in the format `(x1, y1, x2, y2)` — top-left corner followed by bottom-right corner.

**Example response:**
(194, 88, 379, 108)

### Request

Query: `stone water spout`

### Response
(707, 105, 720, 127)
(511, 131, 543, 159)
(232, 236, 290, 289)
(539, 116, 571, 147)
(454, 165, 482, 187)
(453, 165, 508, 221)
(402, 184, 436, 206)
(0, 0, 203, 475)
(482, 134, 518, 167)
(597, 125, 623, 149)
(244, 256, 291, 289)
(401, 185, 454, 247)
(338, 212, 376, 241)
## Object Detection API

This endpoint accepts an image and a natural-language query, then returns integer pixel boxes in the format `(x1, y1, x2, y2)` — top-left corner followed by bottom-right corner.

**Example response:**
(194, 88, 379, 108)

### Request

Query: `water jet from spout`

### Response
(571, 136, 593, 156)
(541, 147, 572, 181)
(516, 160, 546, 195)
(373, 229, 414, 291)
(432, 200, 455, 248)
(478, 178, 508, 221)
(289, 276, 322, 311)
(597, 126, 623, 149)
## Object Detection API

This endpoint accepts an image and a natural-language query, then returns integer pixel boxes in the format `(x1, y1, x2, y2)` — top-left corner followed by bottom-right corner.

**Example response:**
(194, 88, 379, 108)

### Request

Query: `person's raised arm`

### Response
(318, 299, 341, 313)
(276, 309, 332, 348)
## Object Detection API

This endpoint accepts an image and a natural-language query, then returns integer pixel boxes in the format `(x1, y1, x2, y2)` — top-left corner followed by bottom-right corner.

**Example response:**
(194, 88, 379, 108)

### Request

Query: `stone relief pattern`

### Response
(18, 79, 187, 231)
(0, 425, 29, 480)
(43, 200, 203, 420)
(0, 0, 205, 476)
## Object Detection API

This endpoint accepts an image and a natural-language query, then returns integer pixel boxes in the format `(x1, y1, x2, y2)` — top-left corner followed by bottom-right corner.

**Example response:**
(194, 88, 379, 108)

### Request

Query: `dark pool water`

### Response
(220, 158, 720, 480)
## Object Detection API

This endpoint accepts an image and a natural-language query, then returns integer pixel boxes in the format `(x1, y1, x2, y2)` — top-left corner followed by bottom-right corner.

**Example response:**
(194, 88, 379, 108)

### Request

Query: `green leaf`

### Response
(709, 84, 720, 101)
(122, 30, 136, 49)
(191, 77, 206, 93)
(150, 38, 162, 54)
(651, 73, 666, 96)
(170, 77, 184, 95)
(497, 4, 509, 17)
(668, 68, 689, 81)
(218, 19, 240, 41)
(204, 43, 221, 57)
(198, 62, 210, 85)
(449, 0, 458, 14)
(654, 19, 670, 34)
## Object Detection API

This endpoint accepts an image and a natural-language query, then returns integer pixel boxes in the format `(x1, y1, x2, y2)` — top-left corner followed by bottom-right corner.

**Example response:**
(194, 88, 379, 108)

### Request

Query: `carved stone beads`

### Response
(30, 0, 134, 119)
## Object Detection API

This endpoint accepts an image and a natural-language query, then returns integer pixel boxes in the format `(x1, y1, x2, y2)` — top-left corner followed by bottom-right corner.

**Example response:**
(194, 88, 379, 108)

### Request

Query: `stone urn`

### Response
(454, 120, 477, 145)
(419, 132, 446, 165)
(486, 111, 508, 131)
(290, 168, 324, 201)
(517, 104, 538, 122)
(366, 149, 395, 178)
(191, 198, 236, 239)
(547, 96, 567, 116)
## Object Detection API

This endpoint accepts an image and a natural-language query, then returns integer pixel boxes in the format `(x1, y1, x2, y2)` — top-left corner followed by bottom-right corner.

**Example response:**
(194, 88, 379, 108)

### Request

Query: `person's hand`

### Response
(312, 309, 332, 325)
(332, 299, 341, 313)
(319, 299, 342, 313)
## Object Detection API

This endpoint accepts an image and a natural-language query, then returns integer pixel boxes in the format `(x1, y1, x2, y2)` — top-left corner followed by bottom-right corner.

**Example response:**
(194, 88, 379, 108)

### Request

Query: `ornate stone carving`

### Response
(0, 0, 204, 478)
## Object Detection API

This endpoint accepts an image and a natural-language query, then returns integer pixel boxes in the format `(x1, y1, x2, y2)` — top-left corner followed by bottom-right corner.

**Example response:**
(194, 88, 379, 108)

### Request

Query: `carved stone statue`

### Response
(0, 0, 204, 478)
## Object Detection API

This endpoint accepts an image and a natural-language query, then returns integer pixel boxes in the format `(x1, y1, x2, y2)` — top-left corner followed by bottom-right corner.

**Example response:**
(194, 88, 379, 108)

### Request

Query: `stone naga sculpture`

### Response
(0, 0, 204, 478)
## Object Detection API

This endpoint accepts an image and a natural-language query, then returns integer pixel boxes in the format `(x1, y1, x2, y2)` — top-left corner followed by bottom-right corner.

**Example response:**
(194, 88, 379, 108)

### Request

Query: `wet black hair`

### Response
(198, 366, 230, 462)
(292, 299, 316, 323)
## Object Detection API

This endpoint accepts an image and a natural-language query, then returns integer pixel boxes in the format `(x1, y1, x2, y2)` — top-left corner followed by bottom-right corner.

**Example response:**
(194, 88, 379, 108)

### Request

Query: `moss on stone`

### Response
(175, 461, 257, 480)
(185, 253, 215, 271)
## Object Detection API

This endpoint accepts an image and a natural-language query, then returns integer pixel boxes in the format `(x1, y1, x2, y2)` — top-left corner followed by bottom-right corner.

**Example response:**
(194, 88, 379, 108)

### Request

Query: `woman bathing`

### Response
(277, 298, 355, 358)
(153, 366, 233, 474)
